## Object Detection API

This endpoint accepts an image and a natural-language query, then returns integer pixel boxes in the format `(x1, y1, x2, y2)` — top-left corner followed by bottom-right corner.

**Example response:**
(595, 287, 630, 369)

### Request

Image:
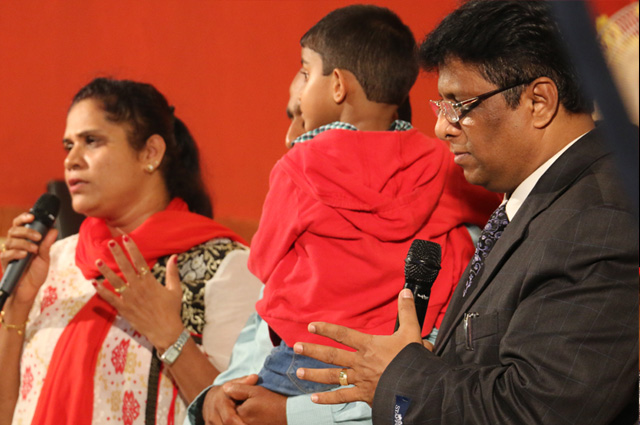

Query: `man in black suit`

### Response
(293, 1, 639, 424)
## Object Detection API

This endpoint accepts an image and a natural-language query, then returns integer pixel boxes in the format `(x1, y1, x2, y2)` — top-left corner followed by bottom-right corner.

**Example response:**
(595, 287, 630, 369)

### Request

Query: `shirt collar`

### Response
(505, 132, 587, 221)
(290, 120, 412, 146)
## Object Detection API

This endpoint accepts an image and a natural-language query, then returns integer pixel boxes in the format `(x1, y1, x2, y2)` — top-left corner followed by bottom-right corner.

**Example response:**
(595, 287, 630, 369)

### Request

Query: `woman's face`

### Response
(63, 99, 148, 220)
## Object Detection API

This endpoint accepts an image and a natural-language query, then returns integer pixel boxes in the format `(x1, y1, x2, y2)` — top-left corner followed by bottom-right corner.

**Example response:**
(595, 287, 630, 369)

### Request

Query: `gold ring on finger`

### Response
(339, 369, 349, 386)
(115, 285, 129, 294)
(138, 266, 150, 277)
(0, 243, 6, 253)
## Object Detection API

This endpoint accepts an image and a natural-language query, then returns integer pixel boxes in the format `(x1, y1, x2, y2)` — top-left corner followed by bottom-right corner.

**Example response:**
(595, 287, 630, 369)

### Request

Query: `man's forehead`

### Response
(289, 72, 305, 96)
(438, 57, 484, 76)
(437, 59, 490, 92)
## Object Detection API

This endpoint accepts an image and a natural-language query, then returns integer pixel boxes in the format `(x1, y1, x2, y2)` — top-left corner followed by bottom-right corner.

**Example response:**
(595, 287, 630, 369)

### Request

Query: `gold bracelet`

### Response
(0, 310, 28, 336)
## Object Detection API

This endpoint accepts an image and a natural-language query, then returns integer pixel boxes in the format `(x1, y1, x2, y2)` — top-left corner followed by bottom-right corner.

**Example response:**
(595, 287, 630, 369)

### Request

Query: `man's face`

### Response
(434, 58, 536, 194)
(285, 70, 306, 148)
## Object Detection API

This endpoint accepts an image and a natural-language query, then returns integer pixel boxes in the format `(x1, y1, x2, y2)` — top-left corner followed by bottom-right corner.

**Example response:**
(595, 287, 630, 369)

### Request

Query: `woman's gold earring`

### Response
(145, 164, 155, 173)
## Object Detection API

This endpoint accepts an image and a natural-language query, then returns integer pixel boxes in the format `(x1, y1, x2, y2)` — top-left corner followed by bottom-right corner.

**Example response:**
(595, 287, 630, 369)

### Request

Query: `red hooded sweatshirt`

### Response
(249, 128, 500, 349)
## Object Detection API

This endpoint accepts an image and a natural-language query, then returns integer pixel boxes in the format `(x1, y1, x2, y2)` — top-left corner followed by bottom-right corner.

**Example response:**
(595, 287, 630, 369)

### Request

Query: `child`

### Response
(248, 4, 500, 396)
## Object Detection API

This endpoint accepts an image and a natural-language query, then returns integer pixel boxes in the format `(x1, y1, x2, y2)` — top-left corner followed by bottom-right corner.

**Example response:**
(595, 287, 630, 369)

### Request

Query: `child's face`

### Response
(299, 47, 341, 132)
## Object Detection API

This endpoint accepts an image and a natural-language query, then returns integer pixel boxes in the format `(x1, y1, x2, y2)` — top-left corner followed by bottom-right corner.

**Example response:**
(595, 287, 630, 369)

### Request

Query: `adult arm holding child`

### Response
(191, 309, 375, 425)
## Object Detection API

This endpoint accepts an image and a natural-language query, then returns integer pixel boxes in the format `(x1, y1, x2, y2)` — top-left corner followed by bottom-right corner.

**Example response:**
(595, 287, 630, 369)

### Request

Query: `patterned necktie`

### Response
(462, 204, 509, 297)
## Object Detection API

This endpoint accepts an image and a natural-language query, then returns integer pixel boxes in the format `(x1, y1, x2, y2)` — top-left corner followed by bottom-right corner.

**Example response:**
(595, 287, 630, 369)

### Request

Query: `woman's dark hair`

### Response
(70, 77, 213, 217)
(419, 0, 593, 114)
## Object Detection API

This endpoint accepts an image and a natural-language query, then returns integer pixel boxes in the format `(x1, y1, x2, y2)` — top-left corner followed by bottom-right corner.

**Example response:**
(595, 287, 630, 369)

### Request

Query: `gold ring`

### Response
(338, 369, 349, 386)
(138, 266, 150, 277)
(114, 285, 129, 294)
(0, 243, 6, 253)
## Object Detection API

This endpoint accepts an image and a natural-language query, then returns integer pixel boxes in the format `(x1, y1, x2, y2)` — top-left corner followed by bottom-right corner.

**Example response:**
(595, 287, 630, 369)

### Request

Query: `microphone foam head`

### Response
(405, 239, 441, 283)
(31, 194, 61, 226)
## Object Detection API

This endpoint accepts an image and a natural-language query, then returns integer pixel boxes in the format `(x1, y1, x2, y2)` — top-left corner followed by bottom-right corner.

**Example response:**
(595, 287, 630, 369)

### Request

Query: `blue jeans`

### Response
(257, 340, 340, 396)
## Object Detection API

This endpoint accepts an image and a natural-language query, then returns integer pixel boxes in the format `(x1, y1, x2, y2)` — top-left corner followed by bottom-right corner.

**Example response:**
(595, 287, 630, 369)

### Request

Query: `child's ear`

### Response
(332, 69, 348, 104)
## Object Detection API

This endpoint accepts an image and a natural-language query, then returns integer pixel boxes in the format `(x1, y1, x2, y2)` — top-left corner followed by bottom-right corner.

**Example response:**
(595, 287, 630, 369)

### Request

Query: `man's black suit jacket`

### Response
(373, 130, 639, 424)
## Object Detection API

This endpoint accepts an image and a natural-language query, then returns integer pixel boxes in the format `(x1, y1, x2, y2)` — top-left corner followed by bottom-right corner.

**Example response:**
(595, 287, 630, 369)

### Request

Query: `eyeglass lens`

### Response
(430, 100, 459, 123)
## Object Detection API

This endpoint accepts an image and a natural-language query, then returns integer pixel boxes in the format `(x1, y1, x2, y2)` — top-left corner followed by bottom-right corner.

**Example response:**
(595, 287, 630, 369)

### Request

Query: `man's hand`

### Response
(294, 289, 424, 406)
(202, 375, 257, 425)
(223, 377, 288, 425)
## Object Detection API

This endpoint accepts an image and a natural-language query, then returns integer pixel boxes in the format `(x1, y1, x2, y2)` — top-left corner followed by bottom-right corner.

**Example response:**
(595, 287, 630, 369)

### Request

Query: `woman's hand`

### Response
(93, 235, 185, 350)
(0, 212, 58, 309)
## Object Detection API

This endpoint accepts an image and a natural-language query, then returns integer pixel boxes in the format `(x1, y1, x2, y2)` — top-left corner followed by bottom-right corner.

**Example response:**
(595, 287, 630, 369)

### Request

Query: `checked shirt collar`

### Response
(290, 120, 412, 146)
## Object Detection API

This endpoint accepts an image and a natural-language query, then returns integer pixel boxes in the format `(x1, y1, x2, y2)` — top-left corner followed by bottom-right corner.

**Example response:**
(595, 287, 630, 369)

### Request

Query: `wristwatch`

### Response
(158, 329, 191, 366)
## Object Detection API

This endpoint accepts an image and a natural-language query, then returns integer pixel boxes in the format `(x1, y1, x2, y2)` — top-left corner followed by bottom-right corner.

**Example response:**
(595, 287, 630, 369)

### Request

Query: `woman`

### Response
(0, 78, 261, 425)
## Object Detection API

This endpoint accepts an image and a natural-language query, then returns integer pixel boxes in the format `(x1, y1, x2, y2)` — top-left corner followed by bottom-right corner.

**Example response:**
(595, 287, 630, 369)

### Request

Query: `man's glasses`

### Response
(430, 79, 535, 124)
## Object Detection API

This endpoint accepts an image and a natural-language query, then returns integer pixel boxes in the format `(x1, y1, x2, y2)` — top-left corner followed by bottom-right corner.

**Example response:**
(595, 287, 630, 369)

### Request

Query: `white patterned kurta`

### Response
(11, 235, 261, 425)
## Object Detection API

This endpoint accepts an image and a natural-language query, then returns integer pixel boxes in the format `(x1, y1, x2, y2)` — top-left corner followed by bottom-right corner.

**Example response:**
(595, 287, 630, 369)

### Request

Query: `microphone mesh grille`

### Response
(31, 194, 61, 225)
(405, 239, 441, 283)
(33, 194, 61, 216)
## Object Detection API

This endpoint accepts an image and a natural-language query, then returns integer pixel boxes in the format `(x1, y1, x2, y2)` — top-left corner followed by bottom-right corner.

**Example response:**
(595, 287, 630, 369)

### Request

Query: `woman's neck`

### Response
(104, 190, 171, 236)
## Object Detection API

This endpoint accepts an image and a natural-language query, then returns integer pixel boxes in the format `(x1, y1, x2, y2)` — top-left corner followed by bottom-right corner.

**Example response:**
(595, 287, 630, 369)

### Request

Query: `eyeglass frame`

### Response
(430, 78, 537, 124)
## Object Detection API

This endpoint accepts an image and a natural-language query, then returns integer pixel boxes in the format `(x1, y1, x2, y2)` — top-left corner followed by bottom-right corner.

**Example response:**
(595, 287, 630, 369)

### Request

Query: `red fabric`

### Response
(75, 198, 246, 278)
(250, 129, 501, 349)
(31, 198, 245, 425)
(168, 386, 179, 425)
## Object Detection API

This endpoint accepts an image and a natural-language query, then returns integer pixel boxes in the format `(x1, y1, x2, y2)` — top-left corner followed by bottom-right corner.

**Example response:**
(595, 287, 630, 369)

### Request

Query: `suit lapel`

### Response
(435, 130, 607, 354)
(435, 210, 528, 353)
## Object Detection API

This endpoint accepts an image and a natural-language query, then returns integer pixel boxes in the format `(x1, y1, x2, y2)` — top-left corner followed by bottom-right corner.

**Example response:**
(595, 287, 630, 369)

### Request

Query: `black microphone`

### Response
(0, 194, 60, 310)
(394, 239, 441, 333)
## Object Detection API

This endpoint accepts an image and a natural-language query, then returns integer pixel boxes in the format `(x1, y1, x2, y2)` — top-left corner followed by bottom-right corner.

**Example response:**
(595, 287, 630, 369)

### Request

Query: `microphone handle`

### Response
(394, 281, 430, 333)
(0, 220, 50, 310)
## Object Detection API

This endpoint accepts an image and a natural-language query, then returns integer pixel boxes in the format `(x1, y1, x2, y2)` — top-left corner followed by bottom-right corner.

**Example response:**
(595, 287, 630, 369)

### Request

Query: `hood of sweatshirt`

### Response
(277, 128, 452, 242)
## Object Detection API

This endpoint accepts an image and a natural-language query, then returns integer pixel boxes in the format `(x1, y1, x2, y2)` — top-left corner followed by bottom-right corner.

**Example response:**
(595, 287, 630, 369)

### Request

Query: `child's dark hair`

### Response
(301, 4, 418, 106)
(70, 77, 213, 217)
(419, 0, 592, 114)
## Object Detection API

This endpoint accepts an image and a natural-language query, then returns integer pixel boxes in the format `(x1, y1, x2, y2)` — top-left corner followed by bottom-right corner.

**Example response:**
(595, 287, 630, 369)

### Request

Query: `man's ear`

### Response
(526, 77, 559, 129)
(332, 69, 349, 104)
(140, 134, 167, 171)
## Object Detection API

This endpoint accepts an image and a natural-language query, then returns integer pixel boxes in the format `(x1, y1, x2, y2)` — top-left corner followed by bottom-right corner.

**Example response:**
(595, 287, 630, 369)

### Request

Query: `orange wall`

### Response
(0, 0, 631, 224)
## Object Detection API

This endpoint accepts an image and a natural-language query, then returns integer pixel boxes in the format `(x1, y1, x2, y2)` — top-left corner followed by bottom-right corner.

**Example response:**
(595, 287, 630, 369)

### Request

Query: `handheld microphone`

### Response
(0, 194, 60, 310)
(394, 239, 441, 333)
